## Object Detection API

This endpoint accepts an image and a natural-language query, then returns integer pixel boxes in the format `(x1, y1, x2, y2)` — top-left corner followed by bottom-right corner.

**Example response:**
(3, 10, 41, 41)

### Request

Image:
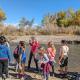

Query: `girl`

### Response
(58, 40, 69, 74)
(19, 41, 26, 80)
(47, 41, 56, 76)
(13, 42, 21, 72)
(38, 47, 50, 80)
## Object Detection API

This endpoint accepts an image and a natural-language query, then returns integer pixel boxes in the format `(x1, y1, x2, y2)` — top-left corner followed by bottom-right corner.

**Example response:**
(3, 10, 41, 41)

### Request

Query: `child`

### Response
(18, 41, 26, 80)
(13, 41, 24, 72)
(0, 36, 11, 79)
(21, 43, 26, 77)
(58, 40, 69, 74)
(47, 41, 56, 76)
(13, 43, 20, 72)
(38, 47, 50, 80)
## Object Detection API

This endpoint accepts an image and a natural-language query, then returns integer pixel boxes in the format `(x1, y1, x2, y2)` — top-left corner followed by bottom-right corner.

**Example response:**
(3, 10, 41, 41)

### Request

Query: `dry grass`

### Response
(0, 25, 80, 35)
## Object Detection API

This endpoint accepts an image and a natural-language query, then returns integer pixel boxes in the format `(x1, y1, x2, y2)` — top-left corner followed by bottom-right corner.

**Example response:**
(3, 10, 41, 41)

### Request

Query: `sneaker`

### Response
(2, 74, 7, 79)
(43, 78, 46, 80)
(16, 75, 19, 79)
(21, 77, 24, 80)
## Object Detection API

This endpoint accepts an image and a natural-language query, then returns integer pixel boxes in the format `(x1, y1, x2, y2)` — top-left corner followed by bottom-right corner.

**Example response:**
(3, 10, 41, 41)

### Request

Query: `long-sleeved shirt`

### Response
(37, 53, 50, 74)
(38, 53, 49, 64)
(29, 40, 40, 53)
(47, 47, 56, 61)
(0, 44, 11, 61)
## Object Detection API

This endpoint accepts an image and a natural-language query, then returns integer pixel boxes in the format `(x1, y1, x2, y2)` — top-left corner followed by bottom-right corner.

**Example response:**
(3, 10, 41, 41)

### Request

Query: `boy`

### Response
(0, 36, 11, 79)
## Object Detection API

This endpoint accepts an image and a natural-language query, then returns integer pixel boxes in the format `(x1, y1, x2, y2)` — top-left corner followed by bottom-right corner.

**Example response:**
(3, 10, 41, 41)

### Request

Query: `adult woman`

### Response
(28, 37, 40, 71)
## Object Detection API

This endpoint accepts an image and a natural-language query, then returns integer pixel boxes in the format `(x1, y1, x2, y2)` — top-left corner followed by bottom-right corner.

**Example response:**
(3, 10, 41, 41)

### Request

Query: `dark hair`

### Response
(19, 41, 25, 48)
(0, 36, 6, 44)
(61, 40, 66, 44)
(19, 41, 24, 44)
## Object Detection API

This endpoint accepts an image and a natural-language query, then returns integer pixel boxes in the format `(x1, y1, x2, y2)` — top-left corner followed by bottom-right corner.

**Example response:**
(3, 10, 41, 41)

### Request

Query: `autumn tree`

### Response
(41, 13, 56, 34)
(0, 8, 6, 34)
(0, 9, 6, 22)
(56, 11, 68, 27)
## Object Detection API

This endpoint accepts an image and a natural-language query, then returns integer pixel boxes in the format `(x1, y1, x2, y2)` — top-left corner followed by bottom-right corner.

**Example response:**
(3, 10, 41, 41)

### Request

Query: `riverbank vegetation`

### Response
(0, 8, 80, 35)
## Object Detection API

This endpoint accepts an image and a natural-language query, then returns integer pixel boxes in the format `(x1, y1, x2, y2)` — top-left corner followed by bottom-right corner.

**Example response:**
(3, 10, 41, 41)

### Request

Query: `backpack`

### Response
(13, 46, 19, 55)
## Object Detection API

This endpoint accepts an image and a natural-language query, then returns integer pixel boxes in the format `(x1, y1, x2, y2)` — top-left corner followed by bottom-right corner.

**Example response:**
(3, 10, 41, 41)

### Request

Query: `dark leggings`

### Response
(49, 61, 54, 73)
(0, 60, 8, 77)
(28, 51, 38, 70)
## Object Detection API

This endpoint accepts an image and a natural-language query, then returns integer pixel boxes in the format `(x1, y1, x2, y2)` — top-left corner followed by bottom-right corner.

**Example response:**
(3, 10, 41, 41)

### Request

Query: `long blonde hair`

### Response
(48, 41, 56, 53)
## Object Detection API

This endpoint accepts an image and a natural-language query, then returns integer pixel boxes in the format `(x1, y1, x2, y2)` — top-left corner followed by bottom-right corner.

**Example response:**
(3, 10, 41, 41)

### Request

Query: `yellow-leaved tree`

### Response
(0, 8, 6, 22)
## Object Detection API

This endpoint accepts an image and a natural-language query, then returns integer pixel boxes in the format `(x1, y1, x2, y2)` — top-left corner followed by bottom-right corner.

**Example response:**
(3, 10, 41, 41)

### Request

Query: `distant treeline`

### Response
(0, 8, 80, 35)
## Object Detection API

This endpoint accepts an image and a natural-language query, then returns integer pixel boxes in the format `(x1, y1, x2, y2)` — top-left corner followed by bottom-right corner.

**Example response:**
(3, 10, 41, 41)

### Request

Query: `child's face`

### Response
(21, 46, 25, 52)
(48, 42, 53, 47)
(40, 49, 45, 55)
(31, 37, 35, 42)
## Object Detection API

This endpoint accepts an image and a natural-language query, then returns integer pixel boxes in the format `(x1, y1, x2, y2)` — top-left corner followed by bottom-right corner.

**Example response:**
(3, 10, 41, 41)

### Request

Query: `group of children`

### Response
(0, 36, 69, 80)
(27, 37, 69, 80)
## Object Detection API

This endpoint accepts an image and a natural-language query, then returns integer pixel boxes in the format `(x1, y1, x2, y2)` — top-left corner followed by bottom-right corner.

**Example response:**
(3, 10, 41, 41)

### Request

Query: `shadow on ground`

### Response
(9, 73, 41, 80)
(54, 72, 80, 80)
(9, 63, 80, 80)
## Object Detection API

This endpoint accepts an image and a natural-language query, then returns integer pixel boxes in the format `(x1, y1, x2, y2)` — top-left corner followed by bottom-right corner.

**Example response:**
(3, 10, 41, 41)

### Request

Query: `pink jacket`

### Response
(47, 48, 56, 61)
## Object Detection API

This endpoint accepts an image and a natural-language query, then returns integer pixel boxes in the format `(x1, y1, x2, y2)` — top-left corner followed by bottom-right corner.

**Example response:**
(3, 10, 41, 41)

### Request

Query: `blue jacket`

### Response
(0, 44, 11, 61)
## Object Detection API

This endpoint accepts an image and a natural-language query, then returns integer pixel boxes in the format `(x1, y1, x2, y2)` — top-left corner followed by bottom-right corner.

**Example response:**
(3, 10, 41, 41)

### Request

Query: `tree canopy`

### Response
(0, 9, 6, 22)
(42, 9, 80, 27)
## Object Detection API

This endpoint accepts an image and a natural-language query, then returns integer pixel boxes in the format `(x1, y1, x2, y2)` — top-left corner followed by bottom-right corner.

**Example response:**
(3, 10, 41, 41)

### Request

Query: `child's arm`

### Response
(29, 40, 33, 46)
(54, 47, 56, 55)
(58, 47, 64, 64)
(43, 54, 49, 63)
(7, 47, 11, 62)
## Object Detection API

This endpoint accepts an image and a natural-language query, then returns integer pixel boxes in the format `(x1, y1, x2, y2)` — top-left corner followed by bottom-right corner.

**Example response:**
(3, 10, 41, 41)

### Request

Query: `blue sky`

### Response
(0, 0, 80, 24)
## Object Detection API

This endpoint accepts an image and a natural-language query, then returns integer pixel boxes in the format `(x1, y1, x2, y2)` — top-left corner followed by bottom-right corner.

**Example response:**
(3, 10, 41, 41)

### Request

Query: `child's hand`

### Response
(40, 61, 43, 64)
(38, 60, 42, 64)
(58, 61, 61, 65)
